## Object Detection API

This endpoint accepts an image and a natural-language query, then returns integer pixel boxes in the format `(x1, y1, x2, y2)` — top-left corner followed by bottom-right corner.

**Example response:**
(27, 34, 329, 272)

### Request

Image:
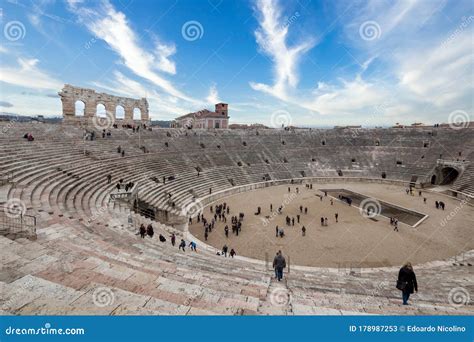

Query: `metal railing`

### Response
(0, 205, 37, 238)
(436, 159, 469, 167)
(110, 183, 139, 202)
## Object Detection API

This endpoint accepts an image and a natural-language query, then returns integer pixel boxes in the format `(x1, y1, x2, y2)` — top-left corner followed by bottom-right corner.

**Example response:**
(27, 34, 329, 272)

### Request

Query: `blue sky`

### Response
(0, 0, 472, 127)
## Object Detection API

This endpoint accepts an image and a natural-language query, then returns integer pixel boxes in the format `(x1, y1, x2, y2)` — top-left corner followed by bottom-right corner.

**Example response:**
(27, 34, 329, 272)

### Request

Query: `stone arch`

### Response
(439, 167, 459, 185)
(75, 100, 85, 116)
(116, 105, 125, 119)
(96, 103, 106, 118)
(59, 84, 150, 123)
(133, 108, 141, 120)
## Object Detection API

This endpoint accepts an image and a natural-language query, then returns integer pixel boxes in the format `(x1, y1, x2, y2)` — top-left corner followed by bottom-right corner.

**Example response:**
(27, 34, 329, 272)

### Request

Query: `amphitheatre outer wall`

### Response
(58, 84, 150, 124)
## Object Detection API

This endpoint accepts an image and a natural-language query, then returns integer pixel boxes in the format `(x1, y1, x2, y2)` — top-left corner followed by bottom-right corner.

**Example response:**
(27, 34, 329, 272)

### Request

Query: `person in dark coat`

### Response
(139, 224, 146, 238)
(146, 224, 154, 238)
(273, 250, 287, 281)
(222, 244, 228, 257)
(170, 233, 176, 246)
(179, 239, 186, 251)
(224, 225, 229, 238)
(397, 262, 418, 305)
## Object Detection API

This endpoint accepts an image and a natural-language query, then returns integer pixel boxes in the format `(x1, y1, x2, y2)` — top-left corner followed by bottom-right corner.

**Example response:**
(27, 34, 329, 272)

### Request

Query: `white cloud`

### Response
(250, 0, 316, 100)
(154, 42, 177, 75)
(302, 76, 388, 116)
(0, 89, 62, 116)
(397, 30, 473, 107)
(249, 0, 472, 126)
(67, 0, 196, 103)
(92, 71, 194, 118)
(0, 58, 63, 90)
(206, 84, 221, 104)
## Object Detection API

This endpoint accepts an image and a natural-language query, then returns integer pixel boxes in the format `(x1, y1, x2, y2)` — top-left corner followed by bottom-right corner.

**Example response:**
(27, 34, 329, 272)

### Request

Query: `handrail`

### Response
(0, 205, 37, 239)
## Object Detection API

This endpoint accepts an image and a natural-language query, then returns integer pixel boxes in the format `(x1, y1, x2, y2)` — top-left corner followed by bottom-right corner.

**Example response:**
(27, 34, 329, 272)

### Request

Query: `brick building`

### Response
(171, 103, 229, 129)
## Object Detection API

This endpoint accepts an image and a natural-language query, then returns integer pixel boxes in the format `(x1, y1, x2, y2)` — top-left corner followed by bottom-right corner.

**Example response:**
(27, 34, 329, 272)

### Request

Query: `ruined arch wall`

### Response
(59, 84, 149, 123)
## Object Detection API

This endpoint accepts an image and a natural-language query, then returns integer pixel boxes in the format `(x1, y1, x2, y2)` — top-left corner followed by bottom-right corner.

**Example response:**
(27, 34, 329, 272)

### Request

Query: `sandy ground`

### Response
(189, 182, 474, 268)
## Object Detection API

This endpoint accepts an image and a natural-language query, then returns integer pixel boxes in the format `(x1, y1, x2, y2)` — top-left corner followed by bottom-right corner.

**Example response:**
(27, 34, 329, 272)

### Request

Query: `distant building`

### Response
(171, 103, 229, 129)
(229, 123, 269, 129)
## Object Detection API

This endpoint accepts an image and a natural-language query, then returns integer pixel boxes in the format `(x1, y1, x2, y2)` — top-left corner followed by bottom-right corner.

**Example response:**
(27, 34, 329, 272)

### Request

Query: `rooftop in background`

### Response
(172, 103, 229, 129)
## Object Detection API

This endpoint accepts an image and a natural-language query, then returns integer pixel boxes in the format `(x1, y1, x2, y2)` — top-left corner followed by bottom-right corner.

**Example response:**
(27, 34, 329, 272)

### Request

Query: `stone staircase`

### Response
(0, 122, 473, 315)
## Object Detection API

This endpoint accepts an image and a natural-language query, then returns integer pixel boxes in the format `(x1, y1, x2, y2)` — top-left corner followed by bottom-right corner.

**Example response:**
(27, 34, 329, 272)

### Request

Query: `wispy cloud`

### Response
(250, 0, 316, 100)
(206, 84, 221, 104)
(250, 0, 472, 125)
(92, 71, 194, 118)
(154, 41, 177, 75)
(397, 30, 472, 107)
(0, 58, 63, 90)
(67, 0, 196, 103)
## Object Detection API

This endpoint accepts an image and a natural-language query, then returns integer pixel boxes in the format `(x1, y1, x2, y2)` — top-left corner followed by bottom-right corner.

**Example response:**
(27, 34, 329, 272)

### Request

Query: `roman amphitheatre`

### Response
(0, 85, 473, 315)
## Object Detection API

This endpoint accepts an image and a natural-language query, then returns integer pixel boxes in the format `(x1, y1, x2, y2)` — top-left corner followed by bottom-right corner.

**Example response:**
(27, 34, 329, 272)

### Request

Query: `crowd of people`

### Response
(132, 181, 427, 307)
(101, 129, 112, 138)
(135, 221, 200, 254)
(112, 178, 135, 192)
(189, 201, 240, 258)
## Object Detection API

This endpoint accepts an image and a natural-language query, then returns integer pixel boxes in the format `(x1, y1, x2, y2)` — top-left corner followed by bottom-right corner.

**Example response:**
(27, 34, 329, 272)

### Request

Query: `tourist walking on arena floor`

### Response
(230, 248, 236, 258)
(273, 251, 287, 281)
(335, 213, 339, 223)
(397, 262, 418, 305)
(302, 226, 306, 236)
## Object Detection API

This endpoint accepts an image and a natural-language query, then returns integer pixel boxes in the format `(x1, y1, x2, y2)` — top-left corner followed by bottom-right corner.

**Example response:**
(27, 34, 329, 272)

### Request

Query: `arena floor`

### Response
(189, 182, 474, 268)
